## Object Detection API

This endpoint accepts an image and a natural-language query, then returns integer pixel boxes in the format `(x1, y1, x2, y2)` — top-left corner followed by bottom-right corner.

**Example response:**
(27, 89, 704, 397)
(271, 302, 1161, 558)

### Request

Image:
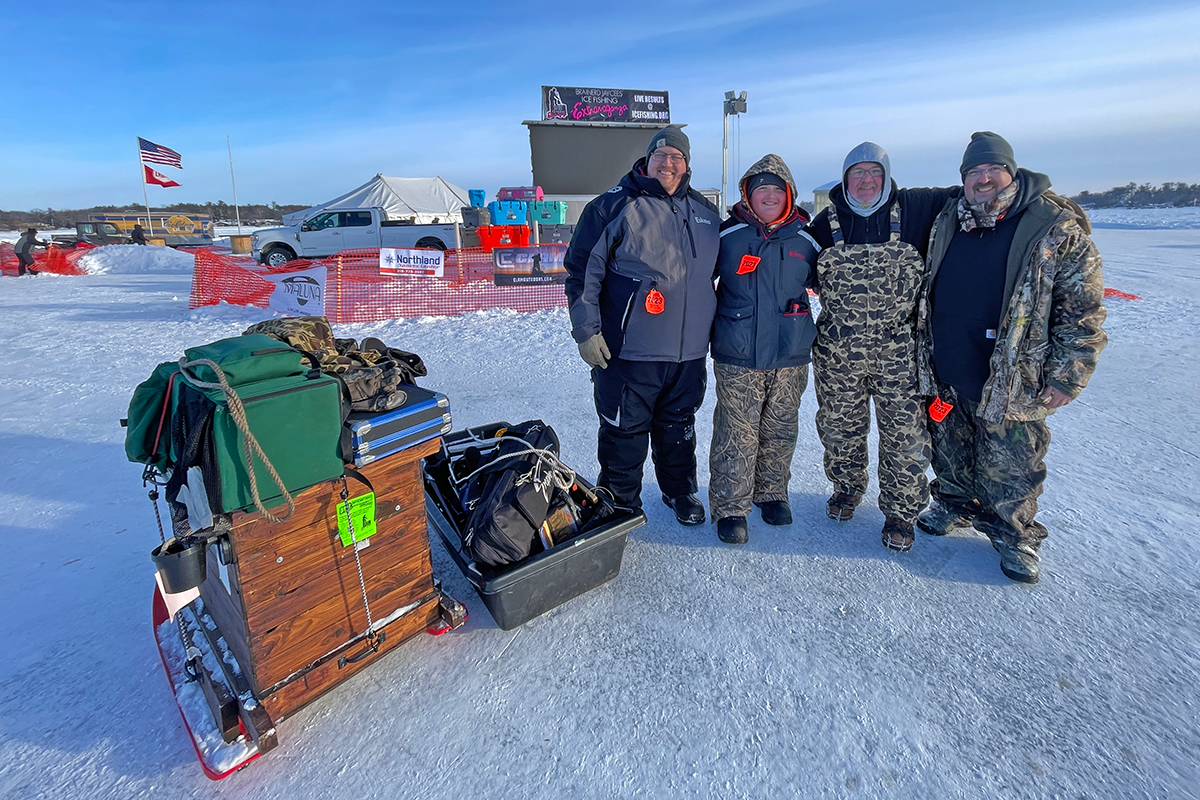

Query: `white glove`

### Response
(577, 333, 611, 369)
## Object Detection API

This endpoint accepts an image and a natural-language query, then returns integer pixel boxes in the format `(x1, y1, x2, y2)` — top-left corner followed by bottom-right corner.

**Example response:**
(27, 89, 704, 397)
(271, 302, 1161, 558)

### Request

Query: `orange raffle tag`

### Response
(737, 255, 760, 275)
(929, 397, 953, 422)
(645, 289, 665, 315)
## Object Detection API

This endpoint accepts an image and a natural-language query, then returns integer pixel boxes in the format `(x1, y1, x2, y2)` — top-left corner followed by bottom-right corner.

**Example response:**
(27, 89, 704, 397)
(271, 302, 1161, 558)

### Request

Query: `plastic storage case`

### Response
(487, 200, 529, 225)
(530, 201, 568, 224)
(475, 225, 531, 250)
(422, 422, 646, 630)
(460, 206, 490, 228)
(344, 384, 451, 467)
(468, 189, 487, 207)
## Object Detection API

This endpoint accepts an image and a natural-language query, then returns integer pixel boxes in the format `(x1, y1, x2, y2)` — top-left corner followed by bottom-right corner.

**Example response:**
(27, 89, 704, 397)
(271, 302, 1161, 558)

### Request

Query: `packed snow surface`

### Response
(0, 212, 1196, 799)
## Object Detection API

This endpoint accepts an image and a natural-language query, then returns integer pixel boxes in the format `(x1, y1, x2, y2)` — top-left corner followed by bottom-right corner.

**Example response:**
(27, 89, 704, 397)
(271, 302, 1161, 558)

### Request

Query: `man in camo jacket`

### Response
(915, 132, 1107, 584)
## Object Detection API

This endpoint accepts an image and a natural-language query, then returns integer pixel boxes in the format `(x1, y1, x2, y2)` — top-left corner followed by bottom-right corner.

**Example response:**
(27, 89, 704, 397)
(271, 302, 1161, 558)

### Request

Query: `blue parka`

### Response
(712, 154, 819, 370)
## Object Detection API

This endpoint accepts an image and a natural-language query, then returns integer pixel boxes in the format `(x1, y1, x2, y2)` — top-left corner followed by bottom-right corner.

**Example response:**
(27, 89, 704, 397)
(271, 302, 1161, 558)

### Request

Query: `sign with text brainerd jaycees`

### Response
(266, 266, 326, 316)
(380, 248, 444, 278)
(542, 86, 669, 124)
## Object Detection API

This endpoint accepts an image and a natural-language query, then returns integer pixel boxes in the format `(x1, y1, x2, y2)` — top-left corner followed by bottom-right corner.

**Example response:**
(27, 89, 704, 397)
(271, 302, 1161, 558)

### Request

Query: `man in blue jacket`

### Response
(565, 125, 721, 523)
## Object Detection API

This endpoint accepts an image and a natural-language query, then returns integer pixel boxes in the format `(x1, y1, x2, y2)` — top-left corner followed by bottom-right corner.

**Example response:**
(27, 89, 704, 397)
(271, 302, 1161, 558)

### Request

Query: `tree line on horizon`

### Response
(0, 200, 311, 230)
(4, 182, 1199, 229)
(1070, 182, 1200, 208)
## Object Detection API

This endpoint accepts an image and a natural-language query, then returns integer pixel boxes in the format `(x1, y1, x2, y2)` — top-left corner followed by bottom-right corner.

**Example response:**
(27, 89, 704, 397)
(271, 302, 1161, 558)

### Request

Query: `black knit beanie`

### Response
(960, 131, 1017, 177)
(746, 173, 787, 195)
(646, 125, 690, 163)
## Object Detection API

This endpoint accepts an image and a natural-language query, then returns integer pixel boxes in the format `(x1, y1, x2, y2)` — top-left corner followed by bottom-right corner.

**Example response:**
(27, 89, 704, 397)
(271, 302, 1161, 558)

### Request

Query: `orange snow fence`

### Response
(0, 243, 90, 277)
(1103, 288, 1141, 301)
(190, 247, 569, 323)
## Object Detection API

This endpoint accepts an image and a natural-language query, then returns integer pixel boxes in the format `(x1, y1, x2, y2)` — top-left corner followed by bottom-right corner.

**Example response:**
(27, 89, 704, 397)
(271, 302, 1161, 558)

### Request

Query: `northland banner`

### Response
(542, 86, 670, 124)
(265, 267, 326, 316)
(381, 248, 444, 278)
(492, 244, 567, 286)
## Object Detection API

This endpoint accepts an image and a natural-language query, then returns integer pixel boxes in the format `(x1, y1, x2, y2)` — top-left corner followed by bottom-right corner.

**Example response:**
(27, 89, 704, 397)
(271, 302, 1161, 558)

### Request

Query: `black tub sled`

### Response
(423, 421, 646, 631)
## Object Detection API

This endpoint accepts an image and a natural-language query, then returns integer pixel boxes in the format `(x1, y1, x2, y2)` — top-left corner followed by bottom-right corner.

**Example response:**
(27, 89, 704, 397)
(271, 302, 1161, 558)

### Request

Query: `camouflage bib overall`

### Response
(811, 203, 930, 521)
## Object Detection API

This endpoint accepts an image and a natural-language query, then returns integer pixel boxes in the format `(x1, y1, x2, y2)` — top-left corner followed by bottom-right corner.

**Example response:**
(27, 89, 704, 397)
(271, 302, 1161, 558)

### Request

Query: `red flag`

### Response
(144, 165, 181, 188)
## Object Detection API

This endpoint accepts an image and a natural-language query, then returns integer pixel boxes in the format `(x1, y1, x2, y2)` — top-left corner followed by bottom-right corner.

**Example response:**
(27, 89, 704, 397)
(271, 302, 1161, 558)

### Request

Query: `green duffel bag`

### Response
(176, 336, 345, 522)
(182, 333, 308, 385)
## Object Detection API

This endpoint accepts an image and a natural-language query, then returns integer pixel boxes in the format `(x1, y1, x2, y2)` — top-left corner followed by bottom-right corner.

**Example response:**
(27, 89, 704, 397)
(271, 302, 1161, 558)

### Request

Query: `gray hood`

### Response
(841, 142, 891, 218)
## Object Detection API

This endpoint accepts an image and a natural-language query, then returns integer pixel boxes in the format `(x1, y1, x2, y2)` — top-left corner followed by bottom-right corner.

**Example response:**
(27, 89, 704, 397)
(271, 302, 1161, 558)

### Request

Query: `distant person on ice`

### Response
(804, 144, 956, 552)
(707, 154, 818, 545)
(15, 227, 49, 275)
(565, 125, 720, 524)
(130, 223, 148, 245)
(915, 131, 1107, 584)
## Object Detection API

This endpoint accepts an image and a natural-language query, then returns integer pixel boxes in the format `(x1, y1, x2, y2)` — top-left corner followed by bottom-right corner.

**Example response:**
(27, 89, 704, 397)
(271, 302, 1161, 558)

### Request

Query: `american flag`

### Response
(138, 137, 182, 168)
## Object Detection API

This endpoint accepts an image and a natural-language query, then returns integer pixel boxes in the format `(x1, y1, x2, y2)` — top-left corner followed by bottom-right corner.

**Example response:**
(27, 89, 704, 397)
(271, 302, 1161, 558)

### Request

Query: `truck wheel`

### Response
(262, 246, 296, 267)
(415, 237, 446, 251)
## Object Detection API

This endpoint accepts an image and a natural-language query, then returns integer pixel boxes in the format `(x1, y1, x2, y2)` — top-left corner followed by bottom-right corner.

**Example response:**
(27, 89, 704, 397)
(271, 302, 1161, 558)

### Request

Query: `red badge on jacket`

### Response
(645, 288, 665, 315)
(737, 255, 760, 274)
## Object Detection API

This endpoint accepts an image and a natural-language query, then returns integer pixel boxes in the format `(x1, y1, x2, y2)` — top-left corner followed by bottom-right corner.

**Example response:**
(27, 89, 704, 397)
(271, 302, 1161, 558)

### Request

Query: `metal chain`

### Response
(341, 477, 374, 635)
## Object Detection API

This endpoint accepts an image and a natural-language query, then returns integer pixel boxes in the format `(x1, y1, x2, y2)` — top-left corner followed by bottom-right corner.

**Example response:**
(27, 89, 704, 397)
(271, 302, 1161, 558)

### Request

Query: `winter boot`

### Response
(916, 500, 976, 536)
(662, 493, 706, 526)
(881, 517, 915, 552)
(998, 542, 1040, 584)
(826, 492, 862, 522)
(717, 516, 749, 545)
(755, 500, 792, 526)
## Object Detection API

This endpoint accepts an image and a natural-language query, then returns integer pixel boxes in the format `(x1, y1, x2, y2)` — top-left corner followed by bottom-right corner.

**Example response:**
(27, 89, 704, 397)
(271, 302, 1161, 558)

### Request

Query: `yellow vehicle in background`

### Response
(59, 212, 215, 248)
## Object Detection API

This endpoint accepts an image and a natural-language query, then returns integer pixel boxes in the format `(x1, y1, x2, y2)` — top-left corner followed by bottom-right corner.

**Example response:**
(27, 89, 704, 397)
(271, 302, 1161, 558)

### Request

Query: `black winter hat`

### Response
(746, 173, 787, 195)
(646, 125, 690, 163)
(960, 131, 1017, 177)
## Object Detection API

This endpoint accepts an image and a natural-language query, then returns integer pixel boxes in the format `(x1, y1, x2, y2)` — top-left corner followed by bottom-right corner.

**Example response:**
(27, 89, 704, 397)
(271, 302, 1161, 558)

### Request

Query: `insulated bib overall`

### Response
(811, 203, 930, 521)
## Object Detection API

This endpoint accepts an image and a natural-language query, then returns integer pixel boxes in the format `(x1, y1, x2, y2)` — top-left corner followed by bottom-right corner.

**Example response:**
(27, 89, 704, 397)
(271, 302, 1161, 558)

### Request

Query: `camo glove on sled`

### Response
(578, 333, 611, 369)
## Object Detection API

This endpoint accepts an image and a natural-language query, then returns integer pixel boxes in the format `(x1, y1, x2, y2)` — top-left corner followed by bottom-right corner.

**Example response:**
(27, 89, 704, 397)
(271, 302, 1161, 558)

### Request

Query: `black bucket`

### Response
(151, 536, 207, 594)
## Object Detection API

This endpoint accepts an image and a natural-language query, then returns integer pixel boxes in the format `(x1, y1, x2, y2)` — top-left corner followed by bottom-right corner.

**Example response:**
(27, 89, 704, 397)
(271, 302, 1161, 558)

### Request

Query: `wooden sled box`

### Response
(159, 435, 465, 777)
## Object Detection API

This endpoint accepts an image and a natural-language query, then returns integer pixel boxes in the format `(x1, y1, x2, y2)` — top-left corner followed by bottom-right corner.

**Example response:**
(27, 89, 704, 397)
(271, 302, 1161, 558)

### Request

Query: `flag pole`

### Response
(227, 135, 243, 234)
(136, 137, 154, 236)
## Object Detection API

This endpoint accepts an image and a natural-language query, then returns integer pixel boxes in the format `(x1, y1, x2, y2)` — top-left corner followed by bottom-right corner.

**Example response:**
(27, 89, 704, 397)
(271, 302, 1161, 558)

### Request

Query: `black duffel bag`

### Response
(458, 420, 560, 567)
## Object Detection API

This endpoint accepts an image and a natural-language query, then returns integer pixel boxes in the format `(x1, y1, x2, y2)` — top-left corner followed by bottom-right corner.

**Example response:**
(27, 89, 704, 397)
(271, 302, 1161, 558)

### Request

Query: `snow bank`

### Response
(76, 244, 195, 275)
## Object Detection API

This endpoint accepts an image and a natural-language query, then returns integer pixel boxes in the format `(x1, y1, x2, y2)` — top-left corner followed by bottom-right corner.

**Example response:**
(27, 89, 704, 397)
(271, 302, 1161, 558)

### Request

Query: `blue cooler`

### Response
(488, 200, 529, 226)
(468, 189, 487, 208)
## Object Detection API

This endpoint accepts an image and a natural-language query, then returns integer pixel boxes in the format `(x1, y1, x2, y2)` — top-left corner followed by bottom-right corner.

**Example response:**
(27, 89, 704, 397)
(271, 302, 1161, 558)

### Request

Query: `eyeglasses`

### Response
(964, 166, 1007, 181)
(649, 152, 687, 165)
(847, 167, 884, 179)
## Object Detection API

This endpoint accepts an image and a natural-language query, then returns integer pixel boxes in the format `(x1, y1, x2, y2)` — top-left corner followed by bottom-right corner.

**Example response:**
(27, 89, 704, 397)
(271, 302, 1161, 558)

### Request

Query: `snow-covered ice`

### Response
(0, 213, 1197, 798)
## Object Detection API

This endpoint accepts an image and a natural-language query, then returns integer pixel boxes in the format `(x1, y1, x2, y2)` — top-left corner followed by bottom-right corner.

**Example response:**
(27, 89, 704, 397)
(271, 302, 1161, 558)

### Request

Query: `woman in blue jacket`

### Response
(709, 155, 819, 544)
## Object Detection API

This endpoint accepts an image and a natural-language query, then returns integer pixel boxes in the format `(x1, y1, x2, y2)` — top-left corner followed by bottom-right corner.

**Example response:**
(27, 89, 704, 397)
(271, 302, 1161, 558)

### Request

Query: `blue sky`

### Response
(3, 0, 1198, 210)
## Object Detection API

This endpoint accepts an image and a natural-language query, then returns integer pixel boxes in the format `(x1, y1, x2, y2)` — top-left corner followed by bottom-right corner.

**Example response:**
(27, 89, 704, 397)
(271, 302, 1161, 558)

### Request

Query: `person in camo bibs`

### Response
(915, 132, 1107, 584)
(805, 143, 956, 552)
(708, 155, 818, 545)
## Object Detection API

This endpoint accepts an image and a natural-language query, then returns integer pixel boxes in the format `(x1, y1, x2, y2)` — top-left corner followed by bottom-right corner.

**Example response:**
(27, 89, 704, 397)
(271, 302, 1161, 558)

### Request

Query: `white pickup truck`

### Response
(251, 207, 460, 266)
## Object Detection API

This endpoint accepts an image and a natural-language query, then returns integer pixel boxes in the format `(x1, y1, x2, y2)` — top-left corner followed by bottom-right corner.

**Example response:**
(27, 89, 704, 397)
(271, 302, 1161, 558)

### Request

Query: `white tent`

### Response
(284, 175, 471, 226)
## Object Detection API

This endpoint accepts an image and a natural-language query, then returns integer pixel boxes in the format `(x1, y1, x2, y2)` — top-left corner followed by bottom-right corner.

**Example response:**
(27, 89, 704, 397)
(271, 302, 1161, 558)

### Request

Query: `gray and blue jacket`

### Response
(565, 159, 721, 362)
(713, 154, 819, 370)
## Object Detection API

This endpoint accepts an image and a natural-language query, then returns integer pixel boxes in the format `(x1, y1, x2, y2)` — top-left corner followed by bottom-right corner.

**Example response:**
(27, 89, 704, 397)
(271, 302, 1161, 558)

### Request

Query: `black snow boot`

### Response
(662, 493, 706, 526)
(717, 516, 749, 545)
(755, 500, 792, 526)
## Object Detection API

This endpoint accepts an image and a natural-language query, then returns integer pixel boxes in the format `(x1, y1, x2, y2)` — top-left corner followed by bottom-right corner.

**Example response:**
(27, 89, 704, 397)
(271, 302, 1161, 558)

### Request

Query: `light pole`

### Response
(722, 90, 747, 217)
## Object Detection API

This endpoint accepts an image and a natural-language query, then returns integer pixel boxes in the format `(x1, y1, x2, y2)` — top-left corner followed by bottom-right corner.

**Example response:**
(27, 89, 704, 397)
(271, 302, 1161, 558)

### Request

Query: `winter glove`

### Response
(577, 333, 611, 369)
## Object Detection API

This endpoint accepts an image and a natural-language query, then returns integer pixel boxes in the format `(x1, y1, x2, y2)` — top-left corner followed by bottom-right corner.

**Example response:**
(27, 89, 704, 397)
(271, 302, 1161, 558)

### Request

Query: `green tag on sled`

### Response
(336, 492, 377, 546)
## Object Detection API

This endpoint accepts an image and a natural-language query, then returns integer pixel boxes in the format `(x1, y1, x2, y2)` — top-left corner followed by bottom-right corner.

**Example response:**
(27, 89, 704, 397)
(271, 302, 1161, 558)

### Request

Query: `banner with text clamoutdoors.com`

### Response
(542, 86, 669, 123)
(189, 246, 569, 324)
